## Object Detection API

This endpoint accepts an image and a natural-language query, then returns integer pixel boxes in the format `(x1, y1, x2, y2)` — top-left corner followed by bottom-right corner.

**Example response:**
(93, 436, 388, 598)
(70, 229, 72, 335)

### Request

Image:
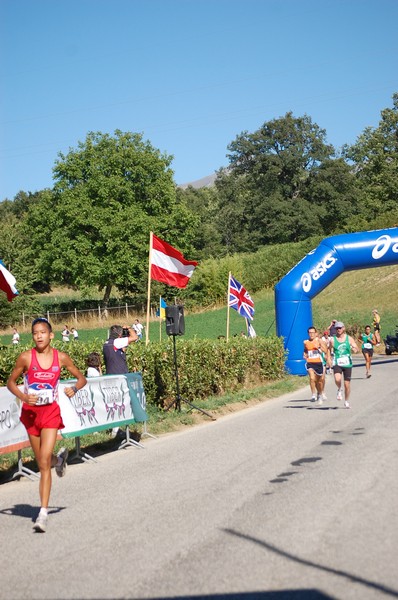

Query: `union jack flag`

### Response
(229, 275, 255, 321)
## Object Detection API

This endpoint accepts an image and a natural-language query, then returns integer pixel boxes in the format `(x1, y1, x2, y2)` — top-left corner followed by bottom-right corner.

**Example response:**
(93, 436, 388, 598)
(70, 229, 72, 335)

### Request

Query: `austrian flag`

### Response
(151, 234, 198, 288)
(0, 260, 18, 301)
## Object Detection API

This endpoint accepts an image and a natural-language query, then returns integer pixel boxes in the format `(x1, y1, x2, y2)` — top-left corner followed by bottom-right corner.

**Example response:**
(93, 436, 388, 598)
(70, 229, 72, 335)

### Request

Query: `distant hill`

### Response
(178, 173, 217, 190)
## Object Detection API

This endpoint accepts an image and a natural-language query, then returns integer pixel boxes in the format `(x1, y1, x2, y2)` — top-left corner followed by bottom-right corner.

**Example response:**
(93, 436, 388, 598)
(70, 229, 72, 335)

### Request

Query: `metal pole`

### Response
(172, 335, 181, 411)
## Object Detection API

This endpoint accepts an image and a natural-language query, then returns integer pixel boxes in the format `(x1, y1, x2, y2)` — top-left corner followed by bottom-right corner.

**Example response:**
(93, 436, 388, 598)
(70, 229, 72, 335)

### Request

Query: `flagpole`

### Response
(145, 232, 153, 345)
(226, 271, 231, 342)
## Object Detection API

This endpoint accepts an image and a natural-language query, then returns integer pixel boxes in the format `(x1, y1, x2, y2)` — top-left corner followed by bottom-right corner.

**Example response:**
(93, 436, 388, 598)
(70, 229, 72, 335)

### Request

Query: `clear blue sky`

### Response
(1, 0, 397, 201)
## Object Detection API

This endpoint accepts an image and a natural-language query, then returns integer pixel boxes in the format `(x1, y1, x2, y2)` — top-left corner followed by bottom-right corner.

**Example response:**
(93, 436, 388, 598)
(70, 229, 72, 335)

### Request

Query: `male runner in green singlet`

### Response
(329, 321, 359, 409)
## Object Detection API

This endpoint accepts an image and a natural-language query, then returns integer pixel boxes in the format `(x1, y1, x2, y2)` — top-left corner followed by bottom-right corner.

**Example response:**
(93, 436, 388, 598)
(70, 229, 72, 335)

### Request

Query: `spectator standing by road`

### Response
(103, 324, 138, 375)
(329, 321, 359, 409)
(103, 324, 138, 438)
(372, 309, 381, 345)
(328, 319, 338, 337)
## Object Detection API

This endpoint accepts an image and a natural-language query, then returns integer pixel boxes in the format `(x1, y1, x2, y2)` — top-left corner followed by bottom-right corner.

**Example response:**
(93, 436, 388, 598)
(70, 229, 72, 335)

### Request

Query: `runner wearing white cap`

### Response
(329, 322, 359, 408)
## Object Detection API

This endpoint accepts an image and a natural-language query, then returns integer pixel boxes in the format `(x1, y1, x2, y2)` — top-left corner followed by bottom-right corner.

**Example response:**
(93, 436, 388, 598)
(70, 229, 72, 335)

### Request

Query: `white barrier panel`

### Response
(0, 373, 148, 452)
(0, 386, 29, 455)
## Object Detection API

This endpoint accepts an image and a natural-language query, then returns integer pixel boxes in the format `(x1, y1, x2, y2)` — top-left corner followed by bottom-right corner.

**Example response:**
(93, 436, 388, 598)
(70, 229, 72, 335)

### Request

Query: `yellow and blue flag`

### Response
(156, 297, 167, 319)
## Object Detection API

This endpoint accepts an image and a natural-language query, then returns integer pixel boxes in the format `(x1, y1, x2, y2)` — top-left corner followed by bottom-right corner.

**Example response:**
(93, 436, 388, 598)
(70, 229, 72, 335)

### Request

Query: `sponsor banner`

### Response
(59, 373, 148, 438)
(0, 373, 148, 451)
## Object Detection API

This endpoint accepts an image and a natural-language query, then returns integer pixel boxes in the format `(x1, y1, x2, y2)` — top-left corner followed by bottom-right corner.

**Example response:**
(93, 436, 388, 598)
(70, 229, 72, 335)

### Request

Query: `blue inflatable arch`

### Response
(274, 227, 398, 375)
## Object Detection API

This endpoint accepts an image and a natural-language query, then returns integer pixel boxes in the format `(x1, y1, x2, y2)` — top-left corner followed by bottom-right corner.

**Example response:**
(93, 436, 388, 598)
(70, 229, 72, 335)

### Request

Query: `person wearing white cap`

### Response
(329, 322, 359, 408)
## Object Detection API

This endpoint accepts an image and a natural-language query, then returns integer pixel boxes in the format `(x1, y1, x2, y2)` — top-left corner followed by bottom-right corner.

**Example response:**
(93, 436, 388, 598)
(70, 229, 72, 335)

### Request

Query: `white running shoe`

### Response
(344, 400, 350, 409)
(316, 395, 323, 406)
(311, 394, 316, 402)
(33, 513, 48, 533)
(55, 447, 68, 478)
(336, 389, 343, 401)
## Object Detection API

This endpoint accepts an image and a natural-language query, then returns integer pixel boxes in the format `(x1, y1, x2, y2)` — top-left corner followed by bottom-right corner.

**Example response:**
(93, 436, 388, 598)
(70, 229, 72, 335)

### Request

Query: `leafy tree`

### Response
(0, 190, 43, 220)
(343, 92, 398, 219)
(26, 130, 199, 306)
(0, 199, 13, 220)
(0, 214, 20, 267)
(0, 214, 43, 327)
(0, 203, 43, 295)
(215, 112, 336, 249)
(176, 185, 224, 258)
(0, 293, 43, 330)
(226, 112, 333, 196)
(305, 158, 361, 234)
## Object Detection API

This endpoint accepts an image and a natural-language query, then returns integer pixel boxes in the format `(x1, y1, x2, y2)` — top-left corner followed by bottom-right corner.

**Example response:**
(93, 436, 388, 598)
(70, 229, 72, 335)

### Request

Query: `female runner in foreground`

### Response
(7, 317, 86, 532)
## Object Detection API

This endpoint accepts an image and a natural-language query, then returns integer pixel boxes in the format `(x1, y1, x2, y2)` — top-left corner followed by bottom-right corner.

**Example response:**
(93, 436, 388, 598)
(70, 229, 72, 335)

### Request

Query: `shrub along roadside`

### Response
(0, 336, 286, 407)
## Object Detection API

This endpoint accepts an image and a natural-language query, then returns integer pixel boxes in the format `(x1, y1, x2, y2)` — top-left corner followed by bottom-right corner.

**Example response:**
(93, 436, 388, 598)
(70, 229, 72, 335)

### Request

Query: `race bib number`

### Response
(29, 387, 54, 405)
(337, 355, 350, 367)
(308, 349, 319, 358)
(364, 343, 372, 349)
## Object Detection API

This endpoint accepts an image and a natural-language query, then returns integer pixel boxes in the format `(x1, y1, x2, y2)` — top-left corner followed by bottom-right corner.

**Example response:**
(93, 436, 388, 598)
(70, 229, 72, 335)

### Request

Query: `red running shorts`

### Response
(20, 402, 65, 436)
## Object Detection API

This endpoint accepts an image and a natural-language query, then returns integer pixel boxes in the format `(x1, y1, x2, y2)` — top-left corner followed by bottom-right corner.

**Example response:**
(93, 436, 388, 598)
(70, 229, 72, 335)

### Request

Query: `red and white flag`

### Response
(151, 234, 198, 288)
(0, 260, 18, 301)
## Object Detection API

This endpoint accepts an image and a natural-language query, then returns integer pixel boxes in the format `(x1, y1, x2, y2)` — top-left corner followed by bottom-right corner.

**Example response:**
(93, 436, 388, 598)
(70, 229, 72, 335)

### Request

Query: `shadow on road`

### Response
(223, 529, 398, 599)
(144, 591, 333, 599)
(353, 356, 398, 367)
(0, 503, 66, 522)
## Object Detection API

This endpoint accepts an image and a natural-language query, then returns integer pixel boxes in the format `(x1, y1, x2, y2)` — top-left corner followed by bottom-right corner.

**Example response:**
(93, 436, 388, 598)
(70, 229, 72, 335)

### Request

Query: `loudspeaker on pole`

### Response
(165, 305, 185, 336)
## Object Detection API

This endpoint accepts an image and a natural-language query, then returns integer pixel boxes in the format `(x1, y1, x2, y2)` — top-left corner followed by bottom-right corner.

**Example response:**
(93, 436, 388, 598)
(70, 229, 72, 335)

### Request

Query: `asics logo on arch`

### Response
(372, 234, 398, 260)
(301, 251, 337, 293)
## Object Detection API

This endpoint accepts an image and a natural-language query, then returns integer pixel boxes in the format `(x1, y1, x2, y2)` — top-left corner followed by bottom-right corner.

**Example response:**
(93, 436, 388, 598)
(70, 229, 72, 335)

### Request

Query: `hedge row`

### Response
(0, 336, 286, 406)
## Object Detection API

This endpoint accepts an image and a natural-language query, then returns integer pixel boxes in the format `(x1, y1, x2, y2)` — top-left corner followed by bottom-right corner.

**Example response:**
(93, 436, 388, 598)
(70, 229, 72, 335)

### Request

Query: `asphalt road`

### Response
(1, 354, 398, 600)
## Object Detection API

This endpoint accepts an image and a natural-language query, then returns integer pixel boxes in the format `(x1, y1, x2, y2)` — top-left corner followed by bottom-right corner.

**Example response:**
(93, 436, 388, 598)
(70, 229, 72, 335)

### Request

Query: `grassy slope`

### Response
(311, 264, 398, 334)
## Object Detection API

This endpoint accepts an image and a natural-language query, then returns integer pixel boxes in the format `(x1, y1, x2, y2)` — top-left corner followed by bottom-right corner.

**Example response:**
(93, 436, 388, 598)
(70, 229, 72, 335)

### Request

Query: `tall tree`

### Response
(215, 112, 336, 249)
(343, 92, 398, 219)
(26, 130, 198, 305)
(305, 158, 361, 234)
(0, 206, 44, 327)
(176, 185, 224, 259)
